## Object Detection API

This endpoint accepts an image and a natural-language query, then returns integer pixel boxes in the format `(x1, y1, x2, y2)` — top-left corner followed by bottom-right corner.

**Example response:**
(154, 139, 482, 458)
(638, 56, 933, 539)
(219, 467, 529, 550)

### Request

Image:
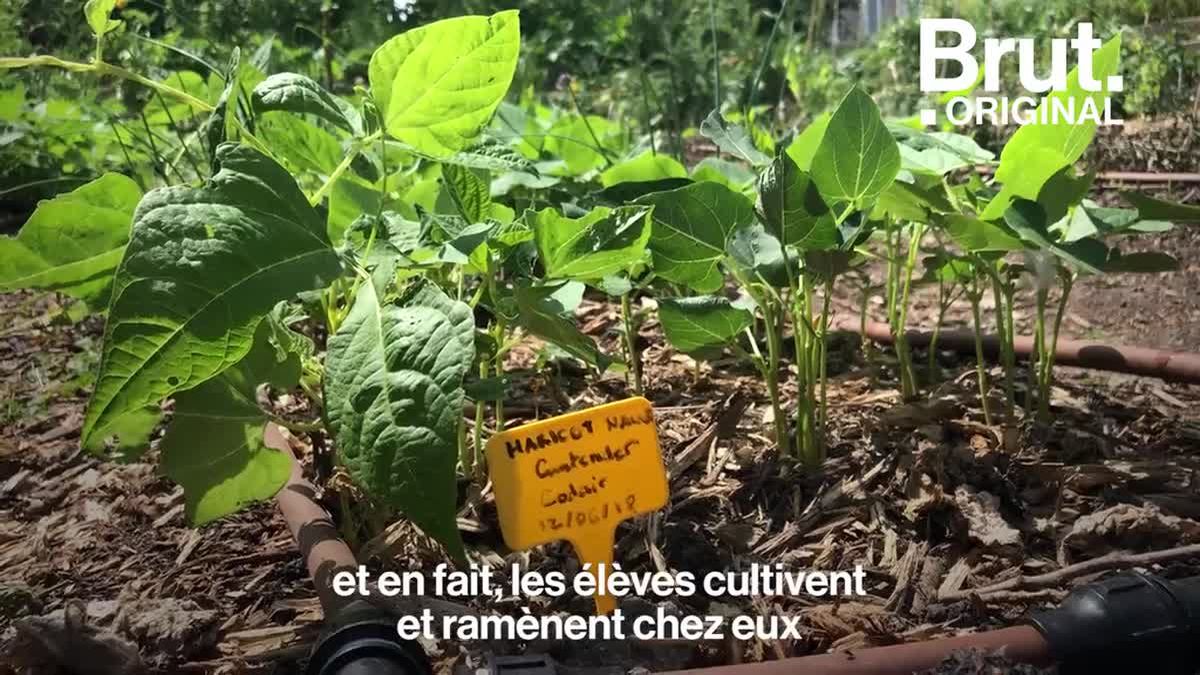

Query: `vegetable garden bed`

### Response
(2, 3, 1200, 674)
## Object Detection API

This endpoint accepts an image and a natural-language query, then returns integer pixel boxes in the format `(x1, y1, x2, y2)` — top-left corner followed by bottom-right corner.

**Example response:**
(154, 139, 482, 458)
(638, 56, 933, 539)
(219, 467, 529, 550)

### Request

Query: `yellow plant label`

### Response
(485, 396, 668, 614)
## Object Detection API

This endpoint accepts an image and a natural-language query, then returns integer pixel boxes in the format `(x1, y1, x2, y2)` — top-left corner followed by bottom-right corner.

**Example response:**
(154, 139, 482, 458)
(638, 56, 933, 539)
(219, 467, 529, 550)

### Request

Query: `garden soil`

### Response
(1, 182, 1199, 674)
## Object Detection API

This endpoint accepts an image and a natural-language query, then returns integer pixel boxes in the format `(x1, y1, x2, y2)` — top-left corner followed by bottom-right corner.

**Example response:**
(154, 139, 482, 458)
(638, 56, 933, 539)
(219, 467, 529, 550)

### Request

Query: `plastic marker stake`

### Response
(485, 396, 668, 614)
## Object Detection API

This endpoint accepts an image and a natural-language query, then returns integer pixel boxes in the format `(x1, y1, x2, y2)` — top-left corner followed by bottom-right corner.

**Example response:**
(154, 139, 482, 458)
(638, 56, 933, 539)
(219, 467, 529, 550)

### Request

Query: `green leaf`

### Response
(369, 11, 521, 157)
(0, 174, 141, 303)
(599, 150, 687, 187)
(595, 178, 692, 204)
(1004, 200, 1102, 274)
(899, 132, 993, 176)
(942, 214, 1025, 252)
(513, 282, 609, 369)
(438, 221, 496, 268)
(252, 73, 363, 136)
(690, 157, 755, 190)
(84, 0, 121, 38)
(81, 145, 342, 451)
(325, 280, 472, 562)
(727, 222, 788, 286)
(544, 114, 620, 175)
(810, 87, 900, 208)
(203, 50, 243, 170)
(984, 34, 1121, 219)
(532, 206, 651, 281)
(659, 296, 753, 354)
(1102, 250, 1179, 274)
(258, 111, 344, 175)
(441, 138, 537, 174)
(1123, 192, 1200, 223)
(161, 320, 297, 524)
(637, 182, 754, 292)
(756, 154, 837, 250)
(785, 112, 829, 172)
(1036, 167, 1094, 224)
(700, 110, 771, 167)
(441, 164, 492, 224)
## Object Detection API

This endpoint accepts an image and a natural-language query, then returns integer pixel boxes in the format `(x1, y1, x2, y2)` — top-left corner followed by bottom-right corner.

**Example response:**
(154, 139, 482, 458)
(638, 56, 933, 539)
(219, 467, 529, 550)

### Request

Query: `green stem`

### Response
(894, 223, 924, 398)
(761, 295, 790, 457)
(309, 130, 384, 205)
(928, 279, 946, 381)
(1040, 274, 1073, 421)
(989, 272, 1016, 419)
(968, 280, 994, 427)
(816, 278, 833, 453)
(2, 56, 273, 156)
(1032, 287, 1048, 418)
(620, 292, 643, 395)
(470, 357, 488, 476)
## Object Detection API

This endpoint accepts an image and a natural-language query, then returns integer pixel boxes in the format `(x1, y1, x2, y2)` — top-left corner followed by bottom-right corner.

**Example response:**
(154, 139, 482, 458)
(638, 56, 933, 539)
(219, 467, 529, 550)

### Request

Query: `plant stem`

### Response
(989, 271, 1016, 419)
(858, 276, 875, 373)
(1040, 274, 1073, 421)
(760, 295, 790, 457)
(1032, 287, 1048, 418)
(620, 292, 643, 395)
(928, 278, 946, 382)
(470, 358, 487, 476)
(817, 278, 833, 447)
(894, 223, 924, 398)
(309, 130, 384, 205)
(968, 279, 994, 427)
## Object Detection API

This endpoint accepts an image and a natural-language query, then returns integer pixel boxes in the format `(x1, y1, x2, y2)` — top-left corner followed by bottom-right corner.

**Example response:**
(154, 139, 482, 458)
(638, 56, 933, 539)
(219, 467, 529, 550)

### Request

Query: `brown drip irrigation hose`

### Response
(836, 318, 1200, 384)
(267, 423, 358, 616)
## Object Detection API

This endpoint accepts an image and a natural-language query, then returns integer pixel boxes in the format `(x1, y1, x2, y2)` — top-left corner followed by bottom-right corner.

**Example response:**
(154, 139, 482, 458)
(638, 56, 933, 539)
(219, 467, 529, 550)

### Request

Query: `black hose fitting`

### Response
(306, 599, 432, 675)
(1029, 571, 1200, 675)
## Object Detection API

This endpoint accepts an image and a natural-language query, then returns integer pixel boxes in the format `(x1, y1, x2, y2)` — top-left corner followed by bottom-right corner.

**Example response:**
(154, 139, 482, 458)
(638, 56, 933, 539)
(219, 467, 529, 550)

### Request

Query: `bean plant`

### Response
(2, 4, 1197, 562)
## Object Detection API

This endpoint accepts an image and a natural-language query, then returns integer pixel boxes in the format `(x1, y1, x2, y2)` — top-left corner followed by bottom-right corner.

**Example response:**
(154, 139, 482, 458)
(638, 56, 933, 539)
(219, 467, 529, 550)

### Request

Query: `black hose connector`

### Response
(1029, 571, 1200, 675)
(306, 599, 432, 675)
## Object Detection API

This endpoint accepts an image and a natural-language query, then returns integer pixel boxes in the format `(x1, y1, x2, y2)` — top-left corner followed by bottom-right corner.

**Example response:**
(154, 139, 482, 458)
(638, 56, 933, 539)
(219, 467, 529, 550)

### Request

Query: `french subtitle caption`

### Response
(332, 563, 866, 641)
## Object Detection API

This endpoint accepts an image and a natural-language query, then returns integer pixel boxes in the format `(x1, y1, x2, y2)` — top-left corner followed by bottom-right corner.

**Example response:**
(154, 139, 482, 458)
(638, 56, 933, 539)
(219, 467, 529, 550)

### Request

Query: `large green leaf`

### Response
(810, 87, 900, 208)
(659, 296, 753, 354)
(726, 223, 789, 287)
(599, 150, 687, 187)
(942, 214, 1025, 252)
(258, 111, 344, 175)
(512, 282, 610, 369)
(983, 34, 1121, 219)
(1123, 192, 1200, 223)
(252, 73, 363, 136)
(899, 132, 994, 176)
(325, 280, 471, 561)
(700, 110, 770, 167)
(544, 114, 620, 175)
(0, 174, 141, 303)
(785, 113, 829, 172)
(756, 154, 837, 250)
(368, 11, 520, 157)
(637, 182, 754, 292)
(1102, 250, 1179, 274)
(81, 145, 342, 451)
(532, 206, 651, 281)
(441, 164, 491, 223)
(1004, 200, 1102, 274)
(161, 320, 297, 524)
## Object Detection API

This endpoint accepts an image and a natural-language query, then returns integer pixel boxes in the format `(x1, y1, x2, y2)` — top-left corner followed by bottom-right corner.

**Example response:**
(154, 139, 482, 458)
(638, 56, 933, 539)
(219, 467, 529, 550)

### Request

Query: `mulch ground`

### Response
(2, 177, 1199, 673)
